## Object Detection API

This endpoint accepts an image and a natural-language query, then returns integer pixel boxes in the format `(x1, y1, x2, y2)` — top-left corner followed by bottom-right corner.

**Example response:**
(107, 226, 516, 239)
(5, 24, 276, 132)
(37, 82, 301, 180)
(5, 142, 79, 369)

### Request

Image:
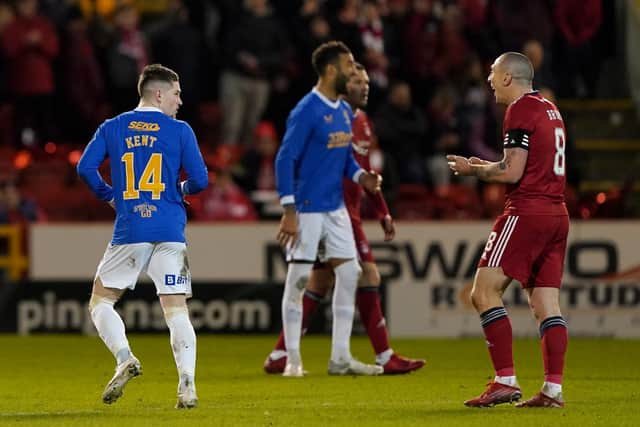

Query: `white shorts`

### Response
(287, 208, 357, 262)
(95, 242, 192, 297)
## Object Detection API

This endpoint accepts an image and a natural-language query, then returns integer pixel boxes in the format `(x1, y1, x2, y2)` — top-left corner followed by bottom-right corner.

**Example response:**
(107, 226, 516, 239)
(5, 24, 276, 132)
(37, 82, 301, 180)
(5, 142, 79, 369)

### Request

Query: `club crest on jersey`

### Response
(343, 110, 351, 126)
(324, 114, 333, 123)
(133, 202, 157, 218)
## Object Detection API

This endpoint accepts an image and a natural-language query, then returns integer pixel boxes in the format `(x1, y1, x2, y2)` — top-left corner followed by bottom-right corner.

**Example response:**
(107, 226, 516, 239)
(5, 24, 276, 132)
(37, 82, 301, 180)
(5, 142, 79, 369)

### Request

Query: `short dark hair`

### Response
(354, 62, 365, 72)
(499, 52, 534, 85)
(137, 64, 179, 97)
(311, 41, 351, 76)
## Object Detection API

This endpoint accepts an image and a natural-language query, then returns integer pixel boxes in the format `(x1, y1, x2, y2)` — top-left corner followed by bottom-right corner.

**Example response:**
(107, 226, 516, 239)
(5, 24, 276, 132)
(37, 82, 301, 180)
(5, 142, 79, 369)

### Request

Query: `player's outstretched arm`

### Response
(446, 148, 527, 184)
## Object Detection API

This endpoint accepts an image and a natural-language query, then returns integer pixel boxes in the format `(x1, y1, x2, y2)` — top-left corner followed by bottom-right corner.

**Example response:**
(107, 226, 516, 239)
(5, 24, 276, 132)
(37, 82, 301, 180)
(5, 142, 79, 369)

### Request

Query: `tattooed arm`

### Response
(446, 148, 528, 183)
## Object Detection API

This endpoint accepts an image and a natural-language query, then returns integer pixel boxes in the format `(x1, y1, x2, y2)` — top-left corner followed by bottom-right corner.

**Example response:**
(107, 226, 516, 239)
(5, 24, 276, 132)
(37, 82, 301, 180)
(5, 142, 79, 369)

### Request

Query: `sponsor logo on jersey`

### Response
(133, 202, 158, 218)
(327, 131, 352, 149)
(128, 121, 160, 131)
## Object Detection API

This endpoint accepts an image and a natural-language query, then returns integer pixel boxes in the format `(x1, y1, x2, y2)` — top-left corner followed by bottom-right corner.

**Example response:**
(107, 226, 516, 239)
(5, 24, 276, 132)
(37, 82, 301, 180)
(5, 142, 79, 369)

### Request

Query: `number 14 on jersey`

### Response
(121, 152, 166, 200)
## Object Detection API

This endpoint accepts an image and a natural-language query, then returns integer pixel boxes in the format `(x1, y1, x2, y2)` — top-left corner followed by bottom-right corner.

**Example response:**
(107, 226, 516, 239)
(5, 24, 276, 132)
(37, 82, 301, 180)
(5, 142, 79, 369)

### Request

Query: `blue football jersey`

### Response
(275, 88, 363, 212)
(77, 107, 208, 244)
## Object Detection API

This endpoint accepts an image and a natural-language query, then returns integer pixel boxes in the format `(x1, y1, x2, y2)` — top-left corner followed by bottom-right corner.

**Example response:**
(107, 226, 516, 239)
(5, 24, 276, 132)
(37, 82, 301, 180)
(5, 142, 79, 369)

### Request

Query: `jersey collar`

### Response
(511, 90, 540, 106)
(312, 87, 341, 109)
(134, 106, 163, 113)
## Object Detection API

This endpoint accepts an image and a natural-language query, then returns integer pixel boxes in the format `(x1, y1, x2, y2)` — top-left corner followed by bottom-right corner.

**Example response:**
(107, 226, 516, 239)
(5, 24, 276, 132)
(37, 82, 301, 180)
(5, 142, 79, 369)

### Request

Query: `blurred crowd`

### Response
(0, 0, 627, 224)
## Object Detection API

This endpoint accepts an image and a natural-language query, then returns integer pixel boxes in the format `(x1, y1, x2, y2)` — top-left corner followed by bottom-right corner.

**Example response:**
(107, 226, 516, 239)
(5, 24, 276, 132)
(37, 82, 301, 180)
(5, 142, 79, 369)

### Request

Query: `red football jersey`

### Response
(502, 92, 567, 215)
(343, 110, 389, 221)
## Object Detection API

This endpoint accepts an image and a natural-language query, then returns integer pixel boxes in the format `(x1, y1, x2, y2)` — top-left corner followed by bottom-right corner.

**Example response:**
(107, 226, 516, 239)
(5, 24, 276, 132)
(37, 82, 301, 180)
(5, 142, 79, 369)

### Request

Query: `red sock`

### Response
(356, 287, 390, 355)
(274, 290, 322, 351)
(480, 307, 514, 377)
(540, 316, 568, 384)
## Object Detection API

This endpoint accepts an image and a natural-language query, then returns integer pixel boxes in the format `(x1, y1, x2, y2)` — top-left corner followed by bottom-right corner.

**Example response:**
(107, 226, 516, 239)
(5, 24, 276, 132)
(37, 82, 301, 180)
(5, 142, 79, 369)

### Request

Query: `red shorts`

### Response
(313, 218, 374, 269)
(351, 219, 374, 263)
(477, 213, 569, 288)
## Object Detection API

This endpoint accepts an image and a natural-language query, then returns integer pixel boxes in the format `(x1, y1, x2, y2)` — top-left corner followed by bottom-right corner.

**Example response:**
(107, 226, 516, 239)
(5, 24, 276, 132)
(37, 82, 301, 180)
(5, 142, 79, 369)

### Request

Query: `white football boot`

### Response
(282, 361, 305, 377)
(176, 376, 198, 409)
(102, 356, 142, 404)
(328, 358, 384, 376)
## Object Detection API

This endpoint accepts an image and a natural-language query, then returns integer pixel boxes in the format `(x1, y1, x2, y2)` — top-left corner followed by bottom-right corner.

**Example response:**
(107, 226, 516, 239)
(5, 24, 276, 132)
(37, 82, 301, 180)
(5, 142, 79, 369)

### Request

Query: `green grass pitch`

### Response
(0, 335, 638, 426)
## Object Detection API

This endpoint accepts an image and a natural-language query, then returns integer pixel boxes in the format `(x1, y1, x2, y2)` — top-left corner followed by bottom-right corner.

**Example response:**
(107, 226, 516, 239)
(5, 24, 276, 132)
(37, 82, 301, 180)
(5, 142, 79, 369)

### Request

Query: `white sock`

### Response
(269, 350, 288, 360)
(282, 263, 312, 362)
(165, 307, 197, 378)
(330, 260, 360, 362)
(542, 381, 562, 398)
(494, 375, 518, 387)
(90, 298, 130, 364)
(376, 348, 393, 365)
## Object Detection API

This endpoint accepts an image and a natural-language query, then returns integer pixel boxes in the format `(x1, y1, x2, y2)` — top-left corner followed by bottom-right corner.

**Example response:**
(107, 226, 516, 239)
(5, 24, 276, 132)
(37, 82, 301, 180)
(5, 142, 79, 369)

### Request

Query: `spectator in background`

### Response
(329, 0, 364, 60)
(433, 3, 468, 84)
(219, 0, 288, 147)
(191, 169, 258, 222)
(290, 2, 331, 96)
(374, 80, 428, 184)
(380, 0, 408, 78)
(402, 0, 442, 107)
(458, 0, 494, 59)
(235, 120, 278, 194)
(522, 39, 555, 92)
(0, 2, 14, 98)
(147, 0, 202, 124)
(426, 84, 463, 192)
(106, 4, 148, 113)
(459, 56, 500, 162)
(491, 0, 554, 54)
(0, 177, 45, 224)
(359, 0, 389, 109)
(61, 5, 110, 141)
(0, 2, 14, 146)
(2, 0, 59, 147)
(554, 0, 602, 98)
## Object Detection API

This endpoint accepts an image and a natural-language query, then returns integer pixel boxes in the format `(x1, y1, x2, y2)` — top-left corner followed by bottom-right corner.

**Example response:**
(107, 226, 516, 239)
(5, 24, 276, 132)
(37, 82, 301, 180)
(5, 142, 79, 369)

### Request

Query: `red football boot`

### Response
(380, 354, 426, 374)
(263, 354, 287, 374)
(464, 381, 522, 407)
(516, 392, 564, 408)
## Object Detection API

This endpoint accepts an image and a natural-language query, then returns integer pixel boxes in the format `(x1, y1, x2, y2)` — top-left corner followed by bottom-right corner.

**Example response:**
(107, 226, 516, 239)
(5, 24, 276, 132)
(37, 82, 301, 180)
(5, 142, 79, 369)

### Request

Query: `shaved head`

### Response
(497, 52, 534, 86)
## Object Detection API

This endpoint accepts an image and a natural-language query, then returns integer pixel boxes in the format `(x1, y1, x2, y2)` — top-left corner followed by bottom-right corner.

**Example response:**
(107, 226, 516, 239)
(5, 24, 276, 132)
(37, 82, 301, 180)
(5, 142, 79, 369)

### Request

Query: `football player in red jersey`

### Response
(447, 52, 569, 408)
(264, 64, 425, 375)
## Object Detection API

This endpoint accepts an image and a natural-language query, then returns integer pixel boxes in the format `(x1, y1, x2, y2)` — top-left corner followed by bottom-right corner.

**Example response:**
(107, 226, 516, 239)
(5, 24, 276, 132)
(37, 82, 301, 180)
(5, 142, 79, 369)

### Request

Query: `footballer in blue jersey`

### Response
(77, 64, 205, 409)
(274, 41, 384, 378)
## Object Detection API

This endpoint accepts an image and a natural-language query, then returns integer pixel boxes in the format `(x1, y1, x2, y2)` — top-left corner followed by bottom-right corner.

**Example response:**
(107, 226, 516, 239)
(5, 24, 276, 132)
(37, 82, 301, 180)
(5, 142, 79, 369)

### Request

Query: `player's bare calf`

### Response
(464, 381, 522, 408)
